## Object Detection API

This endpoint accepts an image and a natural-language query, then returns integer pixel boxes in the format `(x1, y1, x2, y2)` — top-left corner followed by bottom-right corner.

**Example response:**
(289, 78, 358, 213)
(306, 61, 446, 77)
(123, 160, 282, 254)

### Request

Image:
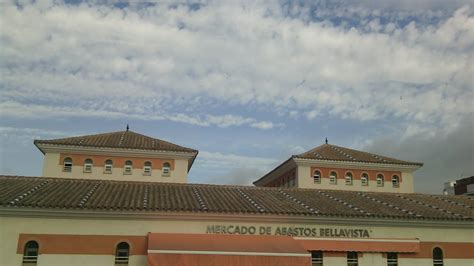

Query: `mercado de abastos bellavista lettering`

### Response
(206, 225, 371, 238)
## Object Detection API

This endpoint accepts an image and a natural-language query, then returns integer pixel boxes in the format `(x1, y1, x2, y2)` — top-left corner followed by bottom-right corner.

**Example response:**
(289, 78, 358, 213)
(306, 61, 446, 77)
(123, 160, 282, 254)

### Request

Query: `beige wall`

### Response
(1, 215, 472, 266)
(297, 165, 415, 193)
(42, 152, 189, 183)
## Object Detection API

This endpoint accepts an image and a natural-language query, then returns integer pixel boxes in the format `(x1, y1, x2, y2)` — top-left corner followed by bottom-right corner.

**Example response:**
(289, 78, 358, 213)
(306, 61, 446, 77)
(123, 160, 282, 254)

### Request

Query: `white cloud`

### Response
(0, 101, 276, 129)
(0, 1, 472, 135)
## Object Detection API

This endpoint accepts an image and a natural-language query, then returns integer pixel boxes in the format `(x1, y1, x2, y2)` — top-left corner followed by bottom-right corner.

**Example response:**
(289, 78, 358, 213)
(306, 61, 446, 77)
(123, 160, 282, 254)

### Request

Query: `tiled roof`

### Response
(1, 176, 471, 222)
(294, 144, 423, 166)
(34, 130, 197, 154)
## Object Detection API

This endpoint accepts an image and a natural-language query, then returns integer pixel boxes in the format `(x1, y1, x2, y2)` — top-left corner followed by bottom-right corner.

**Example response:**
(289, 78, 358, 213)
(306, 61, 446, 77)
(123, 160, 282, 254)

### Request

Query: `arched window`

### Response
(143, 161, 152, 176)
(345, 172, 353, 185)
(63, 157, 72, 172)
(124, 160, 133, 175)
(392, 175, 400, 188)
(347, 251, 358, 266)
(433, 247, 443, 266)
(361, 173, 369, 186)
(104, 159, 113, 173)
(377, 174, 384, 187)
(115, 242, 130, 265)
(387, 252, 398, 266)
(311, 250, 323, 266)
(329, 171, 337, 185)
(162, 162, 171, 176)
(313, 170, 321, 184)
(84, 159, 93, 173)
(23, 240, 39, 264)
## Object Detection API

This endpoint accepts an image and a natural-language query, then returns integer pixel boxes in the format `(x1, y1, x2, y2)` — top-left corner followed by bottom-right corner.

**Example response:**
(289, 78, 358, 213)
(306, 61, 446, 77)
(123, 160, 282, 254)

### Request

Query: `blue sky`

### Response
(1, 0, 473, 194)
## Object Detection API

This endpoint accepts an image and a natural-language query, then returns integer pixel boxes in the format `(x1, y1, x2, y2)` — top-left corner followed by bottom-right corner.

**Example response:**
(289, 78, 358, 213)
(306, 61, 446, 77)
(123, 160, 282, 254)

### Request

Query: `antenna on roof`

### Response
(126, 124, 129, 131)
(325, 137, 328, 144)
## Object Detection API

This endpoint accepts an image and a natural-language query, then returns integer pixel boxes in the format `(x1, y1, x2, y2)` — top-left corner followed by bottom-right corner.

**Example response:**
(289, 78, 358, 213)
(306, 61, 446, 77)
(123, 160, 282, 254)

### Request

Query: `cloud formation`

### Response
(1, 1, 472, 133)
(1, 1, 473, 192)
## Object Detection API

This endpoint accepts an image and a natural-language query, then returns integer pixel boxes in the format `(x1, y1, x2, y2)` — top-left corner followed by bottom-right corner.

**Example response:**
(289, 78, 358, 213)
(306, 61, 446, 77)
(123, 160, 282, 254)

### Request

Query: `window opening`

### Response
(377, 174, 384, 187)
(361, 173, 369, 186)
(433, 247, 443, 266)
(63, 157, 72, 172)
(387, 252, 398, 266)
(329, 171, 337, 184)
(115, 242, 130, 265)
(392, 175, 400, 188)
(347, 252, 358, 266)
(23, 241, 39, 264)
(104, 159, 113, 173)
(345, 172, 353, 185)
(124, 160, 133, 175)
(313, 171, 321, 184)
(311, 251, 323, 266)
(162, 162, 171, 176)
(84, 159, 93, 173)
(143, 162, 152, 176)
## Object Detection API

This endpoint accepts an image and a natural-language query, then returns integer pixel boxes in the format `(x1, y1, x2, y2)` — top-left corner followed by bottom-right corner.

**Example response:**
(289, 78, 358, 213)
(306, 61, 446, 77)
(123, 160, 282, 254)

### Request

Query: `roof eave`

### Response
(253, 156, 296, 186)
(293, 156, 423, 170)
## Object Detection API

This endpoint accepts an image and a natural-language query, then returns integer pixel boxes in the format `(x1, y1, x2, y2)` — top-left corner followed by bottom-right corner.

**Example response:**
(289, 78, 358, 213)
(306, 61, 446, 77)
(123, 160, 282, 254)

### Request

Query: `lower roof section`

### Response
(1, 175, 472, 222)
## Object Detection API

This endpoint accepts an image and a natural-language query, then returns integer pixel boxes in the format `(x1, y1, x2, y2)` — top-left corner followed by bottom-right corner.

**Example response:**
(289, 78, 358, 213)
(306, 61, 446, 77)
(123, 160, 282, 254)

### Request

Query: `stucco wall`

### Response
(42, 152, 189, 183)
(297, 164, 415, 193)
(1, 216, 472, 266)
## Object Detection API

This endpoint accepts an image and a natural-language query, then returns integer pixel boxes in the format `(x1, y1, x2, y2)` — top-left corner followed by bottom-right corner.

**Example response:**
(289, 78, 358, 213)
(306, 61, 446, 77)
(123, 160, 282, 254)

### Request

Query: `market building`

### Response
(1, 130, 473, 266)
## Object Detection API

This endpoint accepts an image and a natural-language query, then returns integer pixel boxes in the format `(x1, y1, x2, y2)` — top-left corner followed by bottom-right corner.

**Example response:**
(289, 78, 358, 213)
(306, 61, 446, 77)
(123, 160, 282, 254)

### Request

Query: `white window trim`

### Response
(377, 175, 384, 187)
(313, 171, 321, 184)
(345, 173, 353, 185)
(143, 166, 152, 176)
(392, 176, 400, 188)
(83, 163, 93, 173)
(329, 173, 337, 185)
(361, 176, 368, 186)
(123, 165, 133, 175)
(104, 164, 113, 174)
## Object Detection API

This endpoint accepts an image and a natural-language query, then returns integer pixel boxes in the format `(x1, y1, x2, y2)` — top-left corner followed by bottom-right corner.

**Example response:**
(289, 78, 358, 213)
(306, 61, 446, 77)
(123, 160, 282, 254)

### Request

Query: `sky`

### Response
(0, 0, 473, 194)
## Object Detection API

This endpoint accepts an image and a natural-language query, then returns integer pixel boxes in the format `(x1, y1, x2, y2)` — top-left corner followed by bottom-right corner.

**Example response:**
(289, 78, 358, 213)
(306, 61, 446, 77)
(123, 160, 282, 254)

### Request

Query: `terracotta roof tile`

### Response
(34, 130, 197, 154)
(294, 144, 423, 166)
(0, 176, 471, 222)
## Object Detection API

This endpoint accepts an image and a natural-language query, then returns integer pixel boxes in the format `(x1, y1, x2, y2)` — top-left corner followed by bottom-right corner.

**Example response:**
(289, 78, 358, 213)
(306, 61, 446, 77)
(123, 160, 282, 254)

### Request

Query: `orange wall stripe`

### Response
(17, 234, 147, 255)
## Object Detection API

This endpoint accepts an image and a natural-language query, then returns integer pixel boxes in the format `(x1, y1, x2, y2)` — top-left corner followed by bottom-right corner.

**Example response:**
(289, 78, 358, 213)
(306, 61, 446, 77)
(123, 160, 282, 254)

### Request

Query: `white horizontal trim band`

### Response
(294, 237, 420, 243)
(147, 250, 310, 257)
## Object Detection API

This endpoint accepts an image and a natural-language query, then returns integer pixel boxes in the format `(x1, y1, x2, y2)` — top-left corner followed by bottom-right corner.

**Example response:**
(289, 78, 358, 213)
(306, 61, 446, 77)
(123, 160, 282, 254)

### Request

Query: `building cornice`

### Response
(0, 208, 471, 229)
(293, 158, 421, 172)
(35, 143, 197, 160)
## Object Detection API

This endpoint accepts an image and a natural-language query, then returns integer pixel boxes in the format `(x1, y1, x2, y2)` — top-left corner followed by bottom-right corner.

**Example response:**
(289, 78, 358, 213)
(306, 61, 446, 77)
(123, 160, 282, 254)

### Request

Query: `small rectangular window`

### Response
(104, 165, 112, 173)
(330, 176, 337, 184)
(123, 165, 132, 175)
(63, 163, 72, 172)
(311, 251, 323, 266)
(345, 177, 353, 185)
(162, 167, 170, 176)
(143, 166, 151, 176)
(387, 252, 398, 266)
(347, 252, 358, 266)
(84, 164, 92, 173)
